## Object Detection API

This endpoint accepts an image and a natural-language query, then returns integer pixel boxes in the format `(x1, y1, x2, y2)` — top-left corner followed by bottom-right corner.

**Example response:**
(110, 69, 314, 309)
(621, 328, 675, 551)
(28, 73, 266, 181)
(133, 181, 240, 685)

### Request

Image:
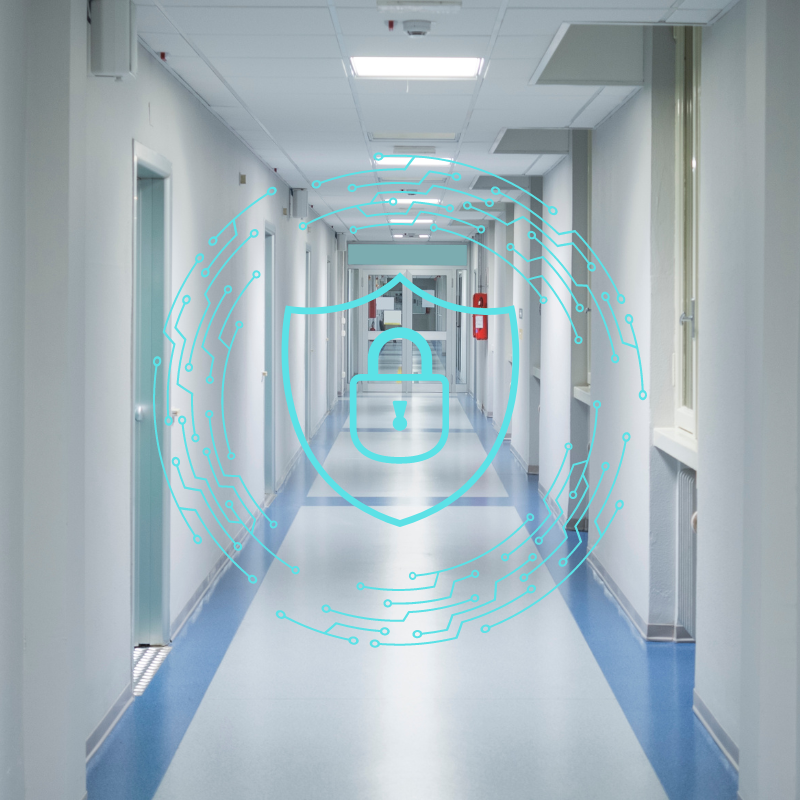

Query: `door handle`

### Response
(679, 298, 696, 339)
(135, 405, 145, 421)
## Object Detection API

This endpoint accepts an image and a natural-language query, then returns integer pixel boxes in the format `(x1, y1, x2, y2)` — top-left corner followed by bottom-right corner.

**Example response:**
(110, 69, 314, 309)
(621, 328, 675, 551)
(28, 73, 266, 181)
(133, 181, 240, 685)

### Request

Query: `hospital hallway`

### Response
(88, 396, 735, 800)
(2, 0, 800, 799)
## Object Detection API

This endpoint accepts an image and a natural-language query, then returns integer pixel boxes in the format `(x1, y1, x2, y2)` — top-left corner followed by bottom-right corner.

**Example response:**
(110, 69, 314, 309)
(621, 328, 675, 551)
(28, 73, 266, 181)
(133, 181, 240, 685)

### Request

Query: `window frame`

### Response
(674, 26, 701, 437)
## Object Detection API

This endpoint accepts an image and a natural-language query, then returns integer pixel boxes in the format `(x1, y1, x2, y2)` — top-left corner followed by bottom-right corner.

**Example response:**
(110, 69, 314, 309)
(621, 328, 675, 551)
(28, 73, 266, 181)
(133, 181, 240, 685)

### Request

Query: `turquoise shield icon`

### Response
(281, 273, 519, 528)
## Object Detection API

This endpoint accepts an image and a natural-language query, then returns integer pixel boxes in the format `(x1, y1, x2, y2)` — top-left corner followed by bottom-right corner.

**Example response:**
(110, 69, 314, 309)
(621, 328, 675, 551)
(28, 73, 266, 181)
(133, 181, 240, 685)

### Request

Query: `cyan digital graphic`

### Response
(154, 155, 643, 647)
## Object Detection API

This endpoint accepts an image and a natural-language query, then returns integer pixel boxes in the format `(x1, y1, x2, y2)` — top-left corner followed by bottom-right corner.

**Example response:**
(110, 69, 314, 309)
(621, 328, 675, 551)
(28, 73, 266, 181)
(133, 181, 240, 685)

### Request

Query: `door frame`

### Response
(304, 246, 312, 438)
(131, 140, 172, 648)
(263, 223, 276, 498)
(348, 265, 467, 394)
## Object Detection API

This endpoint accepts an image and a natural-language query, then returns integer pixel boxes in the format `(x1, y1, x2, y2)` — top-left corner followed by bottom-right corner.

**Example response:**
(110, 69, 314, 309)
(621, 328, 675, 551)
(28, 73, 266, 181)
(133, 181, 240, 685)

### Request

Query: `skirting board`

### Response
(693, 689, 739, 770)
(86, 682, 133, 761)
(510, 443, 538, 474)
(586, 553, 689, 642)
(88, 500, 264, 762)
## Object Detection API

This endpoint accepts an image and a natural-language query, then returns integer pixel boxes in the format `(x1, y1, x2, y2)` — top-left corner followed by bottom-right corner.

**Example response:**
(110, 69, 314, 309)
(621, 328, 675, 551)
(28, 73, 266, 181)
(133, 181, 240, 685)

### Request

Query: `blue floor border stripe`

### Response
(456, 395, 739, 800)
(86, 403, 349, 800)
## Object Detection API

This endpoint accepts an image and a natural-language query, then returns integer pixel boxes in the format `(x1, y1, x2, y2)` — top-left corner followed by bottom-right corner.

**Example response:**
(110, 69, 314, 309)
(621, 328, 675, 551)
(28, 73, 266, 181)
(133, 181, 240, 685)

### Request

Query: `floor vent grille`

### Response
(133, 645, 172, 696)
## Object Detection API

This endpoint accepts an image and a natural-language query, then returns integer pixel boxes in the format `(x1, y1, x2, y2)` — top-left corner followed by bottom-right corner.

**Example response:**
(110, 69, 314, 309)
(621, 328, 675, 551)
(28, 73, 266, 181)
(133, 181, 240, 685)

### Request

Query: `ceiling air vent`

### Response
(393, 145, 436, 155)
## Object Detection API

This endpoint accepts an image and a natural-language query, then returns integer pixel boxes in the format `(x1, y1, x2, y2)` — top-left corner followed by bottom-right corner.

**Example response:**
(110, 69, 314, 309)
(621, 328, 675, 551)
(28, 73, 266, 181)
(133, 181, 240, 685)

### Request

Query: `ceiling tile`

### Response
(165, 7, 336, 37)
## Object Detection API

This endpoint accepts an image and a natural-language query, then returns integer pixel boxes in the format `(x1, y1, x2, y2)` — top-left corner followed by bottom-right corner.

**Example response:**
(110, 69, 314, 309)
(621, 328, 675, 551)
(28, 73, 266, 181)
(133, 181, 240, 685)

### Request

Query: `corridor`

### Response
(88, 397, 735, 800)
(2, 0, 799, 799)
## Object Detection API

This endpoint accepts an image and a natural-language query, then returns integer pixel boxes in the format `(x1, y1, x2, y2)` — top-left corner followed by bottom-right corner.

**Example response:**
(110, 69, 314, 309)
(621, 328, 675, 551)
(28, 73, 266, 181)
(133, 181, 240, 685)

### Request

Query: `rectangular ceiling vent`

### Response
(393, 145, 436, 155)
(377, 0, 462, 13)
(491, 129, 570, 155)
(370, 132, 458, 141)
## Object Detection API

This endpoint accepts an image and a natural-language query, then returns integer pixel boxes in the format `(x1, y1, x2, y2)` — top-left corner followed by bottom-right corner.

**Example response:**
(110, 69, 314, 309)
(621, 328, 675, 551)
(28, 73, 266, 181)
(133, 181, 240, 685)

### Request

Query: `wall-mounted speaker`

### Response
(291, 188, 308, 219)
(91, 0, 138, 80)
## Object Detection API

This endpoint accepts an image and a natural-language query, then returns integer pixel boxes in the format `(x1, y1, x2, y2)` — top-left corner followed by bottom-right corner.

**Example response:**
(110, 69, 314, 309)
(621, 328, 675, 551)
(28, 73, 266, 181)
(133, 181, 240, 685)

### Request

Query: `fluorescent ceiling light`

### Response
(371, 132, 458, 141)
(375, 156, 445, 168)
(386, 197, 442, 205)
(419, 234, 430, 238)
(393, 234, 404, 238)
(351, 57, 482, 80)
(389, 218, 433, 224)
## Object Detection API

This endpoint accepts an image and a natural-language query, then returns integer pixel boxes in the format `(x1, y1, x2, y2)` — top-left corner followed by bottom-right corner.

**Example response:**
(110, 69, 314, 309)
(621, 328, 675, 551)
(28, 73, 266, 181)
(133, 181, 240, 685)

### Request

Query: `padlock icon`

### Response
(350, 327, 450, 464)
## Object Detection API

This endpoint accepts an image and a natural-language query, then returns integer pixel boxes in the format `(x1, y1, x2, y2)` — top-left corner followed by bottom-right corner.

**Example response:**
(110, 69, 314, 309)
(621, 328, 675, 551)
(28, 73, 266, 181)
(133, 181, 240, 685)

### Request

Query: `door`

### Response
(364, 273, 405, 392)
(349, 266, 468, 394)
(406, 270, 449, 393)
(263, 228, 275, 497)
(304, 247, 312, 438)
(132, 149, 171, 647)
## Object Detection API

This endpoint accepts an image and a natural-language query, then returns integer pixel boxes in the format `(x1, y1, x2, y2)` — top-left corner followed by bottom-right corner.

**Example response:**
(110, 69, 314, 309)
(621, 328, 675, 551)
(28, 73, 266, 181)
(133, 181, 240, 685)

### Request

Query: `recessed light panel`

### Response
(351, 57, 482, 79)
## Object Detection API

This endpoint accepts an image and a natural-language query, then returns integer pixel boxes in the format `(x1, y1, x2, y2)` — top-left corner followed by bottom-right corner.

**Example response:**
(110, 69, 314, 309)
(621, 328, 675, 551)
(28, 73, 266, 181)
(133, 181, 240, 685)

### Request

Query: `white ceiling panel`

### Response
(166, 57, 238, 107)
(210, 57, 346, 80)
(242, 94, 357, 113)
(570, 85, 640, 127)
(164, 7, 336, 37)
(208, 105, 266, 132)
(136, 5, 174, 34)
(667, 8, 718, 22)
(679, 0, 731, 7)
(507, 0, 670, 7)
(474, 86, 595, 109)
(159, 0, 328, 5)
(188, 35, 344, 59)
(355, 79, 477, 96)
(500, 8, 667, 36)
(336, 8, 500, 36)
(345, 35, 491, 58)
(361, 109, 470, 132)
(491, 35, 553, 59)
(138, 32, 195, 58)
(358, 93, 473, 114)
(135, 0, 729, 228)
(226, 75, 352, 96)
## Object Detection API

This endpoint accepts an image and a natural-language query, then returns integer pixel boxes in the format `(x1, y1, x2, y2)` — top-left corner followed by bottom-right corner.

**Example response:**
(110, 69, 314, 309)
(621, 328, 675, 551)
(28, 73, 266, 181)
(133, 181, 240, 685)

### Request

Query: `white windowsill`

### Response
(532, 366, 540, 380)
(573, 385, 591, 406)
(653, 427, 698, 470)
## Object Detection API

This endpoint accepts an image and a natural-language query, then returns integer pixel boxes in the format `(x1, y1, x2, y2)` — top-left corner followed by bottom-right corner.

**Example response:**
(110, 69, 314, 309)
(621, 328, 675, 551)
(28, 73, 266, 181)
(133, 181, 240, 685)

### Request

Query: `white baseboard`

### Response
(85, 682, 132, 761)
(586, 552, 689, 642)
(510, 443, 538, 474)
(693, 689, 739, 770)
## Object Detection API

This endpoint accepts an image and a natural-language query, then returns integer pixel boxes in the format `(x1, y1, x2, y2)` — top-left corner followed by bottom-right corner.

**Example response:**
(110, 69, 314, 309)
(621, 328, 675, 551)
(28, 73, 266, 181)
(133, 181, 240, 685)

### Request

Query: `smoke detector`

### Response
(403, 20, 432, 36)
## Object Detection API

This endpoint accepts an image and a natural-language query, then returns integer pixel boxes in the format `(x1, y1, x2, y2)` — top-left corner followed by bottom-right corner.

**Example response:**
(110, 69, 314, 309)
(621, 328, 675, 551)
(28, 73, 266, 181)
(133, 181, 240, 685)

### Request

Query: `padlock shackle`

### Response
(368, 327, 433, 376)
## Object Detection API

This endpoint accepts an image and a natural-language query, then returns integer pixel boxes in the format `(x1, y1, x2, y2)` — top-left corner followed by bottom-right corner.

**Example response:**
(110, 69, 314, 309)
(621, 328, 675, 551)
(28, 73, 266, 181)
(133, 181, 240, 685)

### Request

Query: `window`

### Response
(675, 27, 700, 436)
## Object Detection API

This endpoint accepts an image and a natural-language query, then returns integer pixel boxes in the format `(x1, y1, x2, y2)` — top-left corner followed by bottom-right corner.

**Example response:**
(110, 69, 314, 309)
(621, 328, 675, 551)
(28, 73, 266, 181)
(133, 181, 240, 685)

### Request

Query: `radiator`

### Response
(677, 468, 697, 640)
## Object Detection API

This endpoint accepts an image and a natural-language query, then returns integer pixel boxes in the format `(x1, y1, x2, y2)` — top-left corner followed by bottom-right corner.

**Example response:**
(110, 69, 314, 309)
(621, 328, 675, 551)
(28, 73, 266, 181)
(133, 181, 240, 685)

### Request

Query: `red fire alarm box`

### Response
(472, 293, 488, 340)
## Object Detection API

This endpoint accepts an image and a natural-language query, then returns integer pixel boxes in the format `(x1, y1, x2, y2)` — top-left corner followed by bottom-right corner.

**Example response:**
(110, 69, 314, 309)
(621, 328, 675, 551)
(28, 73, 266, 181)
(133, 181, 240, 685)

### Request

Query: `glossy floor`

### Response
(88, 396, 738, 800)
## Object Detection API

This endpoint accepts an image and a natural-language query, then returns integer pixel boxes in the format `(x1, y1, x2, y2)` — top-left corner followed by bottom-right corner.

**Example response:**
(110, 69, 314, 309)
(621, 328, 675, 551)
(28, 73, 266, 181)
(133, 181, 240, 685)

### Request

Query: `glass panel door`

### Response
(406, 271, 451, 393)
(365, 273, 404, 392)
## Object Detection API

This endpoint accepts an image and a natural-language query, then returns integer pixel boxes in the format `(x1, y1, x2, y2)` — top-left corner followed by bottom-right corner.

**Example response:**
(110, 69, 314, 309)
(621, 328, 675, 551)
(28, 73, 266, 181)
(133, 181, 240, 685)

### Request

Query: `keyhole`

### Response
(392, 400, 408, 431)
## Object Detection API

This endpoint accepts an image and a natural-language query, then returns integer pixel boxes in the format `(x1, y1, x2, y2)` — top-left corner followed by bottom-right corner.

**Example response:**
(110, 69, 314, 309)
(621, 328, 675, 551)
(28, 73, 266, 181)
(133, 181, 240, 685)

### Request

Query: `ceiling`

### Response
(134, 0, 735, 240)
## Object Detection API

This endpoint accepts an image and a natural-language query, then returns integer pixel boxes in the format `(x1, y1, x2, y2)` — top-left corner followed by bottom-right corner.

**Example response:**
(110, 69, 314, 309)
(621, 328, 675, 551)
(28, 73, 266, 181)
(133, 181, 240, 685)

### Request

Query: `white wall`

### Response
(588, 34, 655, 625)
(83, 44, 334, 748)
(587, 27, 679, 633)
(737, 0, 800, 795)
(540, 158, 574, 496)
(0, 0, 27, 796)
(694, 0, 746, 754)
(24, 1, 88, 798)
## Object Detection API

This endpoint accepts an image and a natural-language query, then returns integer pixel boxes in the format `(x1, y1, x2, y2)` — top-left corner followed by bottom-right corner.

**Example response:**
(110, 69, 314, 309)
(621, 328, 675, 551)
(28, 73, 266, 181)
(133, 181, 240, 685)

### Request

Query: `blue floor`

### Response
(87, 396, 738, 800)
